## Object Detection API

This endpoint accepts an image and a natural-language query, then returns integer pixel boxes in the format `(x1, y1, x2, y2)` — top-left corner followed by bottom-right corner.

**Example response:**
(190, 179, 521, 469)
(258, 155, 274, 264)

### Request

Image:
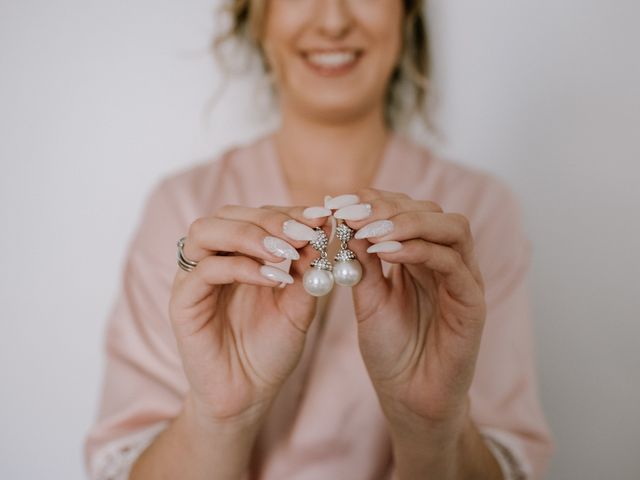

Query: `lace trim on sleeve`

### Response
(89, 421, 169, 480)
(480, 427, 533, 480)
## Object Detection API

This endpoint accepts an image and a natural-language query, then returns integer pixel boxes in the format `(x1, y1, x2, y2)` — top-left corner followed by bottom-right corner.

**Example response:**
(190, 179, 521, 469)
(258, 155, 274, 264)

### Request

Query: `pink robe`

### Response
(84, 131, 553, 479)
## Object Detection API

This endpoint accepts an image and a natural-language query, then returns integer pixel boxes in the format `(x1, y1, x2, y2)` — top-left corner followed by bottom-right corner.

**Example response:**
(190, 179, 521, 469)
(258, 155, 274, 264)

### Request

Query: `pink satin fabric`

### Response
(84, 131, 553, 479)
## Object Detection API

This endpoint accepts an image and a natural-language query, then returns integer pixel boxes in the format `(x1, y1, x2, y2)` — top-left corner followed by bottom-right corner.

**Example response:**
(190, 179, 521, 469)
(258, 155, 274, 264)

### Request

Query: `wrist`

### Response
(177, 392, 269, 480)
(388, 423, 464, 480)
(185, 391, 271, 438)
(381, 393, 470, 438)
(387, 411, 503, 480)
(383, 398, 472, 480)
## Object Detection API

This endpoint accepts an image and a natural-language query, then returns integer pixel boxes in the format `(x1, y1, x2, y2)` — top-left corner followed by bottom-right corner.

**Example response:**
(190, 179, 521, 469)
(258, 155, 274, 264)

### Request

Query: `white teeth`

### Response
(306, 51, 356, 68)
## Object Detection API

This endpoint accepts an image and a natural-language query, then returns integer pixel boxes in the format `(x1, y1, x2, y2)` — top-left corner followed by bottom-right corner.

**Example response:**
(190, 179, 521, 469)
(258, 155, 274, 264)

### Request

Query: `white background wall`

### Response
(1, 0, 638, 478)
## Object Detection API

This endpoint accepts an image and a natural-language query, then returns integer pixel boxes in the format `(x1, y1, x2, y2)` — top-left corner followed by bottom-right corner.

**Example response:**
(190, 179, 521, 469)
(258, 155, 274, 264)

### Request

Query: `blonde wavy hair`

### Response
(212, 0, 431, 129)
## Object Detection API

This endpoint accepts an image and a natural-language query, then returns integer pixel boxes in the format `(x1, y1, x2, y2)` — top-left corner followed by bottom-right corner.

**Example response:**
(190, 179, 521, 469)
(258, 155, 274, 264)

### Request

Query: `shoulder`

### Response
(155, 134, 269, 213)
(128, 134, 269, 261)
(395, 134, 523, 225)
(396, 134, 530, 283)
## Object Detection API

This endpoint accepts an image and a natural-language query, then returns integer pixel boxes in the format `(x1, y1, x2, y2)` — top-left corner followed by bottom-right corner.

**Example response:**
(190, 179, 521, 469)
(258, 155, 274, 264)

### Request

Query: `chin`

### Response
(295, 94, 377, 122)
(311, 104, 374, 123)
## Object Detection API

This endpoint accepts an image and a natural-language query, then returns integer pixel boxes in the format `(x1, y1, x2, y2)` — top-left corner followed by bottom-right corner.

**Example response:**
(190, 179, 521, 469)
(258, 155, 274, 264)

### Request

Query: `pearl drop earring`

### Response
(303, 227, 334, 297)
(332, 221, 362, 287)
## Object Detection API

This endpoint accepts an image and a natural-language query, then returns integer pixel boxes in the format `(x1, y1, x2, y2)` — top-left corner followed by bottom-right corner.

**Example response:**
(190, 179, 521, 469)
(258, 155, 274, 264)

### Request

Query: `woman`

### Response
(85, 1, 552, 479)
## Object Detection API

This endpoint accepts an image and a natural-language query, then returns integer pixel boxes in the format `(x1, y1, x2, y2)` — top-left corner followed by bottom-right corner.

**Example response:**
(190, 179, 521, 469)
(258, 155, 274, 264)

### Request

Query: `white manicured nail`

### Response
(325, 194, 360, 210)
(263, 236, 300, 260)
(334, 203, 372, 221)
(264, 258, 291, 270)
(355, 220, 395, 239)
(260, 265, 294, 285)
(367, 241, 403, 253)
(283, 220, 318, 242)
(303, 206, 332, 219)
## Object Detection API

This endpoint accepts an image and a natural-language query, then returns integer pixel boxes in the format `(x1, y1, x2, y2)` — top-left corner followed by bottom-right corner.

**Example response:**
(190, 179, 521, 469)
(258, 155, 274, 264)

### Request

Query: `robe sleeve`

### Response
(83, 178, 191, 480)
(467, 176, 554, 479)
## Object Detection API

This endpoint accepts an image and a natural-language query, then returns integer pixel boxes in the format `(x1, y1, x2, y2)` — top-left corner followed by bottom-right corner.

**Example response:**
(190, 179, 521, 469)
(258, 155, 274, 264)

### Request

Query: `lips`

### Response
(300, 48, 364, 76)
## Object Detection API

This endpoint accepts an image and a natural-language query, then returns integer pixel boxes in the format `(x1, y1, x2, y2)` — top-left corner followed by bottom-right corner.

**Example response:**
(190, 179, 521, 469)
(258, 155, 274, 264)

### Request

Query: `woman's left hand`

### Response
(341, 188, 487, 433)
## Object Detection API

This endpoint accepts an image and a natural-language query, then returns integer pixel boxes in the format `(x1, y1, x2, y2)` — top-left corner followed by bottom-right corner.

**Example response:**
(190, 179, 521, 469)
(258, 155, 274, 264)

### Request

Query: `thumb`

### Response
(349, 237, 389, 319)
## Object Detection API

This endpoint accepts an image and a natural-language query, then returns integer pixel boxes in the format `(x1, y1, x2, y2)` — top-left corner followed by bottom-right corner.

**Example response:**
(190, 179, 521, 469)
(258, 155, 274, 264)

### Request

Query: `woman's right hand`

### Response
(168, 205, 327, 428)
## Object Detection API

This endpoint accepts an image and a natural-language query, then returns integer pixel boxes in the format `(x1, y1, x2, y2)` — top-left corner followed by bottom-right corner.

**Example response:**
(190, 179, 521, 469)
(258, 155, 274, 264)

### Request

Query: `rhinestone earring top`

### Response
(302, 227, 334, 297)
(332, 221, 362, 287)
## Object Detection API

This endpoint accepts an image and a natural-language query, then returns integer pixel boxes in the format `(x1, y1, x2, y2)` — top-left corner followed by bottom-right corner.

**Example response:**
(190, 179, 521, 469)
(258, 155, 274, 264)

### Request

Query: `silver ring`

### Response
(177, 236, 198, 272)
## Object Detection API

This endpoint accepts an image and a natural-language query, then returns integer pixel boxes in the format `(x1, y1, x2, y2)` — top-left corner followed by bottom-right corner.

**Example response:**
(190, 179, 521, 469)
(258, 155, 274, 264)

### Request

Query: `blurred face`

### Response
(261, 0, 404, 123)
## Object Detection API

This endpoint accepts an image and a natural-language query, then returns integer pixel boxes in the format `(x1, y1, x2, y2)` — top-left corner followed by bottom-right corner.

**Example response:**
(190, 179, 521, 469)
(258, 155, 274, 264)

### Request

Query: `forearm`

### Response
(129, 393, 264, 480)
(386, 405, 503, 480)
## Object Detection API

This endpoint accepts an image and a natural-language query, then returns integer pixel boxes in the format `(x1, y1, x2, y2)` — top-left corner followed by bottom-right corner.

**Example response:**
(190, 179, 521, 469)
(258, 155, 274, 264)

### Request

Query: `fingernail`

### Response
(334, 203, 372, 221)
(303, 206, 332, 219)
(283, 219, 318, 242)
(260, 265, 294, 285)
(325, 194, 360, 210)
(263, 236, 300, 260)
(354, 220, 394, 239)
(367, 241, 403, 253)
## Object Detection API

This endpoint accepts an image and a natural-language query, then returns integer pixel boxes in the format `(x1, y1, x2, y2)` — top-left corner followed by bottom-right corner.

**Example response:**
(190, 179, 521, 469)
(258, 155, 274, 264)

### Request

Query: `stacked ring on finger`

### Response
(177, 236, 198, 272)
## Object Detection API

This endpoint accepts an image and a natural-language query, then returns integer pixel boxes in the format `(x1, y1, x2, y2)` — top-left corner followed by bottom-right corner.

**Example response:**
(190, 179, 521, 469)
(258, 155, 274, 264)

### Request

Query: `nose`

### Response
(315, 0, 353, 38)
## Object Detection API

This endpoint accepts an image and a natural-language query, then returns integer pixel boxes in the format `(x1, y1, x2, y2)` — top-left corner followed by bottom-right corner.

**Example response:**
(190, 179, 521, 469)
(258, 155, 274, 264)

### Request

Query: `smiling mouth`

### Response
(301, 49, 364, 76)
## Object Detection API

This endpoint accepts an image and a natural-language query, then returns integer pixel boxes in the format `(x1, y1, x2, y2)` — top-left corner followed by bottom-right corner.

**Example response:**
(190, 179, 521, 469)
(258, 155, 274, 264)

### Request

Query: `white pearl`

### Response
(303, 268, 334, 297)
(333, 259, 362, 287)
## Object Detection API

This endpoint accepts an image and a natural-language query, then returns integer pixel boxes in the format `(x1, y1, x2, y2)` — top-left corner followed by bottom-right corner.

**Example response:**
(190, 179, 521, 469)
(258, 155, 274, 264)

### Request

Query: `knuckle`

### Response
(368, 197, 384, 213)
(260, 205, 287, 219)
(448, 249, 465, 269)
(406, 210, 423, 226)
(423, 200, 443, 212)
(255, 209, 276, 228)
(372, 198, 399, 217)
(237, 222, 258, 241)
(188, 217, 208, 240)
(357, 187, 380, 201)
(450, 213, 471, 237)
(234, 255, 255, 273)
(262, 207, 286, 223)
(192, 255, 214, 280)
(389, 198, 405, 216)
(214, 204, 237, 217)
(275, 215, 292, 231)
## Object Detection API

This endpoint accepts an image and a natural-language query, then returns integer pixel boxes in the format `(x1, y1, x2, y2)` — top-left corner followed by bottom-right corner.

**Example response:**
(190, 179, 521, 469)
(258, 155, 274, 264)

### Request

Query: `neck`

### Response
(273, 104, 392, 205)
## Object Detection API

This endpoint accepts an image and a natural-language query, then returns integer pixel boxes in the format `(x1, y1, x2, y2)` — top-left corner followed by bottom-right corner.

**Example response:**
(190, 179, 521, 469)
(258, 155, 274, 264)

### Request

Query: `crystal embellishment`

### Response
(311, 257, 333, 271)
(310, 228, 329, 251)
(336, 223, 354, 243)
(334, 249, 356, 262)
